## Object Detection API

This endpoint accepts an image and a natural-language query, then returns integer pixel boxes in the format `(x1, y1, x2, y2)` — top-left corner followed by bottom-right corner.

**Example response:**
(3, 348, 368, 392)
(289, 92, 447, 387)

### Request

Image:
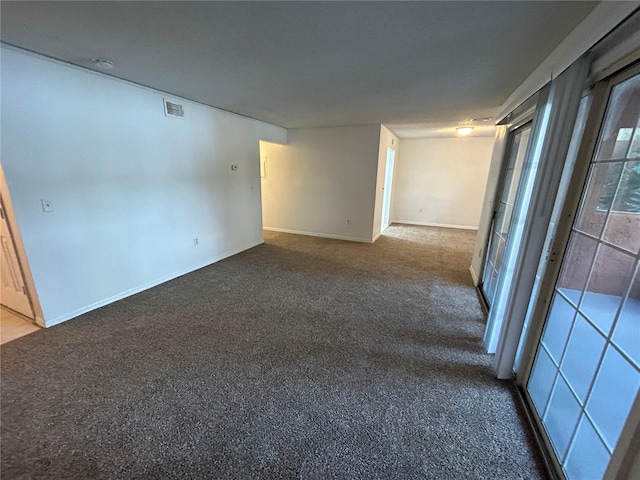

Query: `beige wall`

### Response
(260, 125, 381, 243)
(393, 136, 494, 229)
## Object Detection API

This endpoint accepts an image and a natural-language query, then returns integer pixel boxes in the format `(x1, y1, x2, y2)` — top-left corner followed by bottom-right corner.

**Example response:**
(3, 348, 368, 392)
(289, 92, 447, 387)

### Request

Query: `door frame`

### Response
(491, 56, 593, 376)
(479, 118, 534, 307)
(517, 61, 640, 480)
(476, 95, 539, 304)
(0, 165, 45, 327)
(380, 147, 395, 232)
(515, 78, 610, 385)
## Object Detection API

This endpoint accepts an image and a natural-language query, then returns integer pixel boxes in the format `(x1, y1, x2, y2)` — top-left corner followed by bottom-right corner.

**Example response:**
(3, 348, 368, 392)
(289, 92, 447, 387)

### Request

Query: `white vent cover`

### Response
(164, 99, 184, 117)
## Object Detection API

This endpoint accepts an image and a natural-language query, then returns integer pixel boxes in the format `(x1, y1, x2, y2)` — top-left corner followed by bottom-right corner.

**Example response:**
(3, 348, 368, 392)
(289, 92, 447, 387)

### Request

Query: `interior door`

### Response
(525, 68, 640, 479)
(0, 197, 33, 318)
(481, 124, 532, 306)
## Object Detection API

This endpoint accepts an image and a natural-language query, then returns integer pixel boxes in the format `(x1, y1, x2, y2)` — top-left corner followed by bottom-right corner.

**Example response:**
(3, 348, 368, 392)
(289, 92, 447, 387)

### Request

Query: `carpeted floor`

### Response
(1, 225, 547, 479)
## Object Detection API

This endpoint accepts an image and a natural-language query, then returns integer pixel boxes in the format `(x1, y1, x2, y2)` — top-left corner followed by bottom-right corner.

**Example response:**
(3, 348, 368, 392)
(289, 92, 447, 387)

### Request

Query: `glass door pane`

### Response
(482, 124, 532, 305)
(526, 71, 640, 479)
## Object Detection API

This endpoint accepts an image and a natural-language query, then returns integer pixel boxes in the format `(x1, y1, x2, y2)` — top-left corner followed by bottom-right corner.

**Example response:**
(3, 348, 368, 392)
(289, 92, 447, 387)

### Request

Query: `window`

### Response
(596, 85, 640, 213)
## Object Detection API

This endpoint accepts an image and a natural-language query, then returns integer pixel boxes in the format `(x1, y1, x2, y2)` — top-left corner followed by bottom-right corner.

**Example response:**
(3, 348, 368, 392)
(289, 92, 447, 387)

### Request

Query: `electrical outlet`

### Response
(41, 199, 54, 213)
(193, 237, 199, 246)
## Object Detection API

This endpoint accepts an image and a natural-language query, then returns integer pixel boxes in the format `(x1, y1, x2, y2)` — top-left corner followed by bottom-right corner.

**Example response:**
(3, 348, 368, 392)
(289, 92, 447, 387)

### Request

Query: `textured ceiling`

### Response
(1, 1, 598, 130)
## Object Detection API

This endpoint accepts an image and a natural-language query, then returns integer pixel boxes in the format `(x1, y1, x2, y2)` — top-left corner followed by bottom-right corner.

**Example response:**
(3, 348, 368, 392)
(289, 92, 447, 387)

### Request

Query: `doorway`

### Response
(0, 164, 43, 339)
(525, 66, 640, 479)
(381, 148, 395, 232)
(481, 123, 532, 306)
(1, 195, 33, 319)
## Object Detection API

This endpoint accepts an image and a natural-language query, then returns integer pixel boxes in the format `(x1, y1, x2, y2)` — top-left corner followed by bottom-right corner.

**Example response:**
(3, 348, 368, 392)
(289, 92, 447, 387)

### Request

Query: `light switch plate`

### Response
(41, 199, 54, 212)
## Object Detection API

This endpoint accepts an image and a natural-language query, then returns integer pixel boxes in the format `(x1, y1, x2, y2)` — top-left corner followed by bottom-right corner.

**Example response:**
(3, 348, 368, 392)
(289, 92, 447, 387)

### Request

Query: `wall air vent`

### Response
(164, 99, 184, 117)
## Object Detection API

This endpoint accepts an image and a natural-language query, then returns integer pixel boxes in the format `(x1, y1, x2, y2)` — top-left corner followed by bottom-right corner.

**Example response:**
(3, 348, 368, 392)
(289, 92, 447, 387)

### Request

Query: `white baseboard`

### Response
(371, 232, 382, 243)
(263, 226, 372, 243)
(469, 265, 479, 285)
(392, 220, 478, 231)
(44, 240, 263, 328)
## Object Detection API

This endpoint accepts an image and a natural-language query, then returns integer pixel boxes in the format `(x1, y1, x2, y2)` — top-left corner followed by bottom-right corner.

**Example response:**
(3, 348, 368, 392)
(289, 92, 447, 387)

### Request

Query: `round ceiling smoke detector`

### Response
(92, 58, 114, 70)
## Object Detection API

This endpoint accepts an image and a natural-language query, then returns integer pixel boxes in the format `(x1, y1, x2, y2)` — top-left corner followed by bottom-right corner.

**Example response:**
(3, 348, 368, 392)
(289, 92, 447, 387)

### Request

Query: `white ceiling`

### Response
(1, 1, 598, 134)
(387, 122, 497, 139)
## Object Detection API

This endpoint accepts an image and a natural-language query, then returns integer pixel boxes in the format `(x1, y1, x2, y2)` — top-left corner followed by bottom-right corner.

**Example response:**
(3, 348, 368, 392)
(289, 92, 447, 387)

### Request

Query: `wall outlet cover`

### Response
(41, 199, 54, 212)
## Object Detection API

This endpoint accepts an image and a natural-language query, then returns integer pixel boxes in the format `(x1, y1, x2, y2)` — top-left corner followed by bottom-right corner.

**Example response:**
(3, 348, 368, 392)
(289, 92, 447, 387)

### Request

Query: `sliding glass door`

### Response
(481, 124, 532, 306)
(526, 68, 640, 479)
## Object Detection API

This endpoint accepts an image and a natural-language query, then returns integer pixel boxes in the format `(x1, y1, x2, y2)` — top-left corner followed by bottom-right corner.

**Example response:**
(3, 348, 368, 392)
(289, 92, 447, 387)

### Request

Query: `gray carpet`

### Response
(1, 225, 546, 479)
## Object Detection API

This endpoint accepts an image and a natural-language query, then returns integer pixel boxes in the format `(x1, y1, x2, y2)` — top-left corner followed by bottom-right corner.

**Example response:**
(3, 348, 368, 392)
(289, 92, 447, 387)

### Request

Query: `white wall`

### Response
(372, 125, 400, 241)
(0, 46, 286, 326)
(260, 125, 381, 242)
(392, 136, 494, 229)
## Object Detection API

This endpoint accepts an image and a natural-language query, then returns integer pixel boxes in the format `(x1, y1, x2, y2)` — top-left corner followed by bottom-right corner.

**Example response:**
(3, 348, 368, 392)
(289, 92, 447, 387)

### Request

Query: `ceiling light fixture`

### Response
(92, 58, 114, 70)
(456, 126, 474, 136)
